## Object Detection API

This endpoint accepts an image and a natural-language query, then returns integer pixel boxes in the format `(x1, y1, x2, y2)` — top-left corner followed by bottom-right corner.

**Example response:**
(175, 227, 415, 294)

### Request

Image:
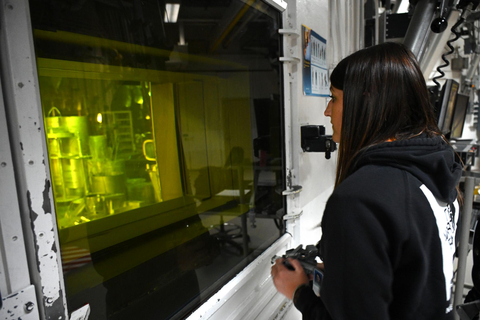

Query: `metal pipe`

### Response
(403, 0, 438, 60)
(454, 176, 475, 320)
(359, 0, 364, 49)
(347, 0, 352, 52)
(375, 0, 379, 45)
(352, 0, 360, 51)
(465, 53, 480, 83)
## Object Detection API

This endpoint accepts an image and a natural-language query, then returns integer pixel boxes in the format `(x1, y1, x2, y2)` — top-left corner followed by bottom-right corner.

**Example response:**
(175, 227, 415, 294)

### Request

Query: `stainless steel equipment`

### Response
(46, 115, 89, 202)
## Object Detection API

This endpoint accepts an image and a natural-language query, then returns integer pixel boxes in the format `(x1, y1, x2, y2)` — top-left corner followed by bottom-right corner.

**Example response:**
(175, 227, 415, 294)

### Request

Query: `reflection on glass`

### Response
(30, 0, 284, 318)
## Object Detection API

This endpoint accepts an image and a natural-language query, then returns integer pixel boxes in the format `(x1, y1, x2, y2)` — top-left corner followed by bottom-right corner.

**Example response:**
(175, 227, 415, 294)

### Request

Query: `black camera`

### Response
(300, 125, 336, 159)
(272, 244, 319, 275)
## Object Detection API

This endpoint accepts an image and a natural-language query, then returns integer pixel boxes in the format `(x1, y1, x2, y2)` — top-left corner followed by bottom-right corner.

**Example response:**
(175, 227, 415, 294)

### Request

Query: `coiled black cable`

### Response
(432, 10, 467, 90)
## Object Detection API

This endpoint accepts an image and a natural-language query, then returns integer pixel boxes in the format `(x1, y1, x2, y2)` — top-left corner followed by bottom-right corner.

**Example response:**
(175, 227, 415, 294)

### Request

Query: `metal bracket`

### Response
(283, 210, 303, 221)
(278, 29, 300, 37)
(282, 185, 302, 195)
(279, 57, 300, 63)
(0, 285, 39, 319)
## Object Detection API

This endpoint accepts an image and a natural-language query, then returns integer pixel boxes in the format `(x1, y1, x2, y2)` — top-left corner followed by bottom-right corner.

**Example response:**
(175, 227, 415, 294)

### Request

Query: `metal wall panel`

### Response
(0, 71, 30, 298)
(0, 0, 68, 319)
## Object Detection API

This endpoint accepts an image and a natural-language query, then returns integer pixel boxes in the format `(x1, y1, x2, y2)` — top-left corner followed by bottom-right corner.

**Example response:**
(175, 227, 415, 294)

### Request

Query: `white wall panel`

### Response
(288, 0, 336, 250)
(295, 0, 334, 208)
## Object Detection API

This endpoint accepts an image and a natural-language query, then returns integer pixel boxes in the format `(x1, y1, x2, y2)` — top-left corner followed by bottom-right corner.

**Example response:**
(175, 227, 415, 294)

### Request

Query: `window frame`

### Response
(0, 0, 68, 318)
(0, 0, 292, 318)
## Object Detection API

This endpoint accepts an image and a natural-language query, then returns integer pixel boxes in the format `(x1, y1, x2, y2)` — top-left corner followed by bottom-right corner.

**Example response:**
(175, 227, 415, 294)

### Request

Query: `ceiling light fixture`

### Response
(164, 3, 180, 23)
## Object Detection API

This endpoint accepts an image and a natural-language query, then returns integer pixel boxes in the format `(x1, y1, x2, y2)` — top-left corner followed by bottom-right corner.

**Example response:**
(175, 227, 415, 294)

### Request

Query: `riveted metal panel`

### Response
(0, 0, 68, 319)
(1, 285, 39, 320)
(0, 69, 31, 297)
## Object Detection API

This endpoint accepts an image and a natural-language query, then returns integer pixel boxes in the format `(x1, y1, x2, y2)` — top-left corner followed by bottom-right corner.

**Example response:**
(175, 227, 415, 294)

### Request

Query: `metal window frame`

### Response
(0, 0, 293, 319)
(186, 234, 293, 320)
(187, 1, 298, 318)
(0, 56, 40, 320)
(0, 0, 67, 319)
(263, 0, 288, 12)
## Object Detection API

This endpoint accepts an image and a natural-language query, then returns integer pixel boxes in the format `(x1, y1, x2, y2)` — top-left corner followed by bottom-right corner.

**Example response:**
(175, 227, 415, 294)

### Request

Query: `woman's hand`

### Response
(271, 258, 309, 300)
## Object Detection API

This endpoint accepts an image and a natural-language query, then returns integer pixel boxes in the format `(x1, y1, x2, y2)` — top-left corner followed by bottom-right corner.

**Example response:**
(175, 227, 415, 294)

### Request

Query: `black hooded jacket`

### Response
(294, 135, 463, 320)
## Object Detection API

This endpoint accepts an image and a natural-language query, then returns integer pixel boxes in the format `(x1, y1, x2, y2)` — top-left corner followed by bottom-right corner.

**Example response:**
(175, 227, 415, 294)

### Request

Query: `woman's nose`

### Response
(324, 101, 331, 117)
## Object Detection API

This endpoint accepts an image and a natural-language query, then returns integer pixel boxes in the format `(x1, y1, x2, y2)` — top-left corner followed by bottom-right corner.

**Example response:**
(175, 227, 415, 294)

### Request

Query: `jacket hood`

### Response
(353, 135, 463, 203)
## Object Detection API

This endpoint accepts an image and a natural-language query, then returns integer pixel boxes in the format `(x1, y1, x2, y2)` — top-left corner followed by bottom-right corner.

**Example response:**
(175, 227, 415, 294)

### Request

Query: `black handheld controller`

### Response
(272, 244, 319, 275)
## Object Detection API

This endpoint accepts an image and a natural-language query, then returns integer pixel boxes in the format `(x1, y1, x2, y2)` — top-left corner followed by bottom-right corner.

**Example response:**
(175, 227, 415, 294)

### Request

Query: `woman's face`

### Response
(324, 86, 343, 143)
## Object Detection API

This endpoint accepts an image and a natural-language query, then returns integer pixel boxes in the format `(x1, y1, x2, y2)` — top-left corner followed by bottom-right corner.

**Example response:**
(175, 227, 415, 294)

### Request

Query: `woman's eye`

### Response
(328, 95, 335, 102)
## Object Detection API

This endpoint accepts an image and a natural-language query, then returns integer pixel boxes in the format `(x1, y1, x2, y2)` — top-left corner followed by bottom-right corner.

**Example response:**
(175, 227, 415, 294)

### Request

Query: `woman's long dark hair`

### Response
(331, 42, 442, 187)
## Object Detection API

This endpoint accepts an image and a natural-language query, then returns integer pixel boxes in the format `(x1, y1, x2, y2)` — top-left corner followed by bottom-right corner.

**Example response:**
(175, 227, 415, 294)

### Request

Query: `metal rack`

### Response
(104, 111, 135, 158)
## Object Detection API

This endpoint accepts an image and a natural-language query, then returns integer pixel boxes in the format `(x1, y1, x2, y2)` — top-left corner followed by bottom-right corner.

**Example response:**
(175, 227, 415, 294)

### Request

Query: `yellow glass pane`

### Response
(30, 0, 283, 318)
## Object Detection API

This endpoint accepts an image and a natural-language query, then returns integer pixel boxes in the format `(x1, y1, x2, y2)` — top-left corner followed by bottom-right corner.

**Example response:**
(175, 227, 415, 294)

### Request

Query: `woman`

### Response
(271, 42, 462, 319)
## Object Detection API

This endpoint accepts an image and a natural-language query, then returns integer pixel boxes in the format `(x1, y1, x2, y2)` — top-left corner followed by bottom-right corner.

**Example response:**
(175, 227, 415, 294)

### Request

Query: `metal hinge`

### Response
(283, 210, 303, 220)
(282, 185, 302, 195)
